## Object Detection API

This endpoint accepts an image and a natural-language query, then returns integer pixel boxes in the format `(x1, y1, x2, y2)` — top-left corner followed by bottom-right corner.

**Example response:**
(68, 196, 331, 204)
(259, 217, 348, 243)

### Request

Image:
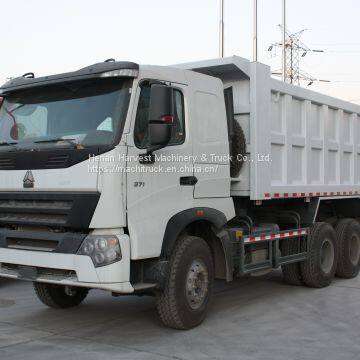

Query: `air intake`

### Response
(46, 154, 69, 168)
(0, 158, 15, 170)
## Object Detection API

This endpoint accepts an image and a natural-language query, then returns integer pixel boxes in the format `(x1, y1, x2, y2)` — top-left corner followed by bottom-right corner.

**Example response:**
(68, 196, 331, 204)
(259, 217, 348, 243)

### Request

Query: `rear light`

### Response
(161, 116, 174, 124)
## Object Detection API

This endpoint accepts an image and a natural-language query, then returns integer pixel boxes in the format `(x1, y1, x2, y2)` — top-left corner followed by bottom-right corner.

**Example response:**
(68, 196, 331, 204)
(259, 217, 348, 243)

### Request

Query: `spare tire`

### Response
(230, 120, 246, 178)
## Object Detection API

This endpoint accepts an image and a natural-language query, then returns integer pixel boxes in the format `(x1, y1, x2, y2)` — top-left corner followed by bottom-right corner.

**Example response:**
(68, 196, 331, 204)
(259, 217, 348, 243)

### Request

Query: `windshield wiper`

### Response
(34, 138, 80, 148)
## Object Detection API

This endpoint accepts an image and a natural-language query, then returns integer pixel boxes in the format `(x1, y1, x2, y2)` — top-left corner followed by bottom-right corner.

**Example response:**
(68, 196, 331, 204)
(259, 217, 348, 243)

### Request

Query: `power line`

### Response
(325, 50, 360, 53)
(309, 42, 360, 46)
(330, 80, 360, 83)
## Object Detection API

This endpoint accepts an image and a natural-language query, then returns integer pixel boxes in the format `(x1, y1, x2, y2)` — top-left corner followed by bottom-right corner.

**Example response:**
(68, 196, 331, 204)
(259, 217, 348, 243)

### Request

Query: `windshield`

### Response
(0, 78, 132, 151)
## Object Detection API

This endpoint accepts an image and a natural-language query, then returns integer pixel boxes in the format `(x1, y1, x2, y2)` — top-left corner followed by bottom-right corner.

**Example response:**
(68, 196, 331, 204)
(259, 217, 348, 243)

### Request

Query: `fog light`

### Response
(78, 235, 122, 267)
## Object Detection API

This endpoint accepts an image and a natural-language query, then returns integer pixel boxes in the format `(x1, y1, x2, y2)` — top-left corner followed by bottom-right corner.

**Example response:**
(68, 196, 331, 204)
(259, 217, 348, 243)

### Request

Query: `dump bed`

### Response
(177, 56, 360, 200)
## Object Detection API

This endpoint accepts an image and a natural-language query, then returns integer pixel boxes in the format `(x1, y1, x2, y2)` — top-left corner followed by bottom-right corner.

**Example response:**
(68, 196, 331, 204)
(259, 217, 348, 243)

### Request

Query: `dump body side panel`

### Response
(176, 56, 360, 201)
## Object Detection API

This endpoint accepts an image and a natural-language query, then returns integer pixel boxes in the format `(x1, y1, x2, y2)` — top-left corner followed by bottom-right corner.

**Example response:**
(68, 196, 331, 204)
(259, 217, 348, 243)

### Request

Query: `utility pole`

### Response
(253, 0, 258, 61)
(219, 0, 224, 58)
(282, 0, 286, 81)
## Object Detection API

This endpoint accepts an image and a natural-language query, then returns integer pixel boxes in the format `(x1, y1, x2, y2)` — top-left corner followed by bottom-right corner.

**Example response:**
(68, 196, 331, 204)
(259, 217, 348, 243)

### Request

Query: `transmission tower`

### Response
(268, 26, 326, 86)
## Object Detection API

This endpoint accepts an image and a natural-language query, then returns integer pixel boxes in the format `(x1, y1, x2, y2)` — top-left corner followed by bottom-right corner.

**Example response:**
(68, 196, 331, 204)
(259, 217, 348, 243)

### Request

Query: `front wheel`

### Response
(156, 235, 214, 330)
(34, 282, 89, 308)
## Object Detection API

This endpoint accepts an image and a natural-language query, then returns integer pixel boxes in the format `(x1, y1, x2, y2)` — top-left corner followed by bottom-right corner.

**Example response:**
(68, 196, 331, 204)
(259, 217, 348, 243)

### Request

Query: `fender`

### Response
(161, 207, 227, 257)
(160, 207, 233, 281)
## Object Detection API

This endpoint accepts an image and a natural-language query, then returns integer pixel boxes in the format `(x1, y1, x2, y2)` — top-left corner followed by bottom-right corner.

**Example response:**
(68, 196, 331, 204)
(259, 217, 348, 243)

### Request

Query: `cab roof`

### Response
(0, 61, 139, 95)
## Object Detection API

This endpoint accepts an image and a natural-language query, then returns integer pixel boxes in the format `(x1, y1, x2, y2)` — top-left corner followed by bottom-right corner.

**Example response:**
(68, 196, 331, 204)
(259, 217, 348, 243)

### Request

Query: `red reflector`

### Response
(196, 210, 204, 216)
(161, 116, 174, 123)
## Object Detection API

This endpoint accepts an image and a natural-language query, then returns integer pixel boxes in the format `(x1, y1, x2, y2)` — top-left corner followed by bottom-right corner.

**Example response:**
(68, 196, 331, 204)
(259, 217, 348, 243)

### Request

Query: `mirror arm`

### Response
(139, 144, 164, 165)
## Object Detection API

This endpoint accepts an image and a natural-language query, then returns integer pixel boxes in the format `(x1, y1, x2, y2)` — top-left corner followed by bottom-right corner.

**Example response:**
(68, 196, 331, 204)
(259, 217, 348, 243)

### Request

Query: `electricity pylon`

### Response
(268, 26, 327, 86)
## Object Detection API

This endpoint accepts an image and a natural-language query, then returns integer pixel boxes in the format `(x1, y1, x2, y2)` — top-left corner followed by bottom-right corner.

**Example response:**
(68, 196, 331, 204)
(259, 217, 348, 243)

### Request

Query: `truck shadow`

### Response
(1, 270, 356, 360)
(1, 270, 310, 332)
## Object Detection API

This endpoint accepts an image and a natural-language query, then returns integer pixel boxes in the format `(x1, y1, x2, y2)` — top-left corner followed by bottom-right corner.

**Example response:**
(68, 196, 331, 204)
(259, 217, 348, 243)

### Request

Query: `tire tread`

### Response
(282, 239, 304, 286)
(335, 219, 360, 279)
(33, 282, 88, 309)
(301, 222, 337, 288)
(156, 235, 212, 330)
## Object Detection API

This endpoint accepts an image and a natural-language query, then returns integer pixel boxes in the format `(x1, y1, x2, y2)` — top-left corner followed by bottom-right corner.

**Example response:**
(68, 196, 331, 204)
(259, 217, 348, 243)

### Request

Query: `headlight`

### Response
(78, 235, 122, 267)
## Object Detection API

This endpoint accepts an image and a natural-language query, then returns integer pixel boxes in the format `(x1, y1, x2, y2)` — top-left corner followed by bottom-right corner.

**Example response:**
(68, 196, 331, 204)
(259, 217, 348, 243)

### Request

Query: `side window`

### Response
(134, 83, 185, 148)
(172, 89, 185, 145)
(134, 83, 151, 148)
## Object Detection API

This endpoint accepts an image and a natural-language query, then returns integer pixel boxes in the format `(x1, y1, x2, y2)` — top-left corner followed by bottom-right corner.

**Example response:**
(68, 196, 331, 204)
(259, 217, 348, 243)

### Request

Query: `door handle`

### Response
(180, 176, 198, 186)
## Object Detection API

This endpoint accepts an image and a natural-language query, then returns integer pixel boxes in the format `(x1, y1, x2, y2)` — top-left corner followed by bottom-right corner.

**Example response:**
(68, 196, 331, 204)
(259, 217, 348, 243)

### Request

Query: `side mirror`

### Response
(148, 122, 172, 146)
(148, 84, 174, 148)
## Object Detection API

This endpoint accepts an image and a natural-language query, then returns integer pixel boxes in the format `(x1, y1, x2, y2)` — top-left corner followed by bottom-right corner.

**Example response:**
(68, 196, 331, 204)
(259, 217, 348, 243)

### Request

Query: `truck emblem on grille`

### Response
(23, 170, 35, 188)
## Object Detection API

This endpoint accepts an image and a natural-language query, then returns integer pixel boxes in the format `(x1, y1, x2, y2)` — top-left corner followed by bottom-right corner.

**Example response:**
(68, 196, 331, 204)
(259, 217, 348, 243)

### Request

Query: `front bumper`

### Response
(0, 234, 133, 293)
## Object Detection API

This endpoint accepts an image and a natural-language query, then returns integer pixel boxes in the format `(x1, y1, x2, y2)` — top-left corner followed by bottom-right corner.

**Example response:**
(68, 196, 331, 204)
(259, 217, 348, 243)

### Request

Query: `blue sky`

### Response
(1, 0, 359, 103)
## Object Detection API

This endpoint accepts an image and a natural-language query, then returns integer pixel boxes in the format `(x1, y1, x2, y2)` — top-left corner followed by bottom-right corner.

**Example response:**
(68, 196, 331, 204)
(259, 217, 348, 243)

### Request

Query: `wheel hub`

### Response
(320, 239, 335, 274)
(64, 286, 77, 297)
(186, 259, 209, 310)
(349, 234, 360, 266)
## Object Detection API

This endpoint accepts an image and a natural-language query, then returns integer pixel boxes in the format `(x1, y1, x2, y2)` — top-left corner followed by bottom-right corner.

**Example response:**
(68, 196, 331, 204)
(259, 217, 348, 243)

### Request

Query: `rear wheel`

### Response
(34, 282, 89, 308)
(300, 222, 338, 288)
(156, 235, 214, 330)
(335, 219, 360, 279)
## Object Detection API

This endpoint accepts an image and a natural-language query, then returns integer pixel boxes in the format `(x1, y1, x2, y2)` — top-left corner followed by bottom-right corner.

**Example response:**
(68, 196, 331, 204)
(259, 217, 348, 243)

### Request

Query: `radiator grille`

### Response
(46, 154, 70, 168)
(0, 263, 77, 281)
(0, 192, 100, 230)
(0, 199, 72, 210)
(0, 158, 15, 170)
(7, 237, 58, 251)
(0, 199, 72, 227)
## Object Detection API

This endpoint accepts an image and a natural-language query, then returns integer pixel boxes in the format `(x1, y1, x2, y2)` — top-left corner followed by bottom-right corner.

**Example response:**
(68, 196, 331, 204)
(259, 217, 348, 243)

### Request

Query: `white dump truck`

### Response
(0, 56, 359, 329)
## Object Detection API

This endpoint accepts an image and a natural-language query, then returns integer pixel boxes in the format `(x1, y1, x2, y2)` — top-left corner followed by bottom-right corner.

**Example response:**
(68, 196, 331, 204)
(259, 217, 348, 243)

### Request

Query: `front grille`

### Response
(7, 237, 58, 252)
(0, 213, 67, 225)
(0, 199, 72, 210)
(0, 263, 77, 281)
(0, 199, 72, 227)
(46, 154, 69, 168)
(0, 228, 87, 254)
(0, 192, 100, 229)
(0, 158, 15, 170)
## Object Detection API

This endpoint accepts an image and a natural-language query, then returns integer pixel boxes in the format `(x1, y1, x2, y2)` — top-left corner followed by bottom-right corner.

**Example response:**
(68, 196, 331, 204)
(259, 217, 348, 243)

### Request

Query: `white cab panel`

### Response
(0, 156, 97, 191)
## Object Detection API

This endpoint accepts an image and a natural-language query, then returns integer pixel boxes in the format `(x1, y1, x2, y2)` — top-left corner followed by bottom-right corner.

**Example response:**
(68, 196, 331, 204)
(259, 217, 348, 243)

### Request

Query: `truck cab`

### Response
(0, 60, 235, 327)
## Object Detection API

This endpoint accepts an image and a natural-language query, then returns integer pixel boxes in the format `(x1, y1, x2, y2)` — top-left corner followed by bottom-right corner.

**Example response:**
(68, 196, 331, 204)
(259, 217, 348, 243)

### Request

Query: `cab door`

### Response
(126, 81, 194, 259)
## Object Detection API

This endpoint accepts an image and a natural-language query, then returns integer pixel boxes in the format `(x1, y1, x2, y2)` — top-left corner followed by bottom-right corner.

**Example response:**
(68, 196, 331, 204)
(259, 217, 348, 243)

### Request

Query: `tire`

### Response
(230, 120, 246, 178)
(156, 235, 214, 330)
(335, 219, 360, 279)
(34, 282, 89, 308)
(281, 239, 304, 286)
(300, 222, 338, 288)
